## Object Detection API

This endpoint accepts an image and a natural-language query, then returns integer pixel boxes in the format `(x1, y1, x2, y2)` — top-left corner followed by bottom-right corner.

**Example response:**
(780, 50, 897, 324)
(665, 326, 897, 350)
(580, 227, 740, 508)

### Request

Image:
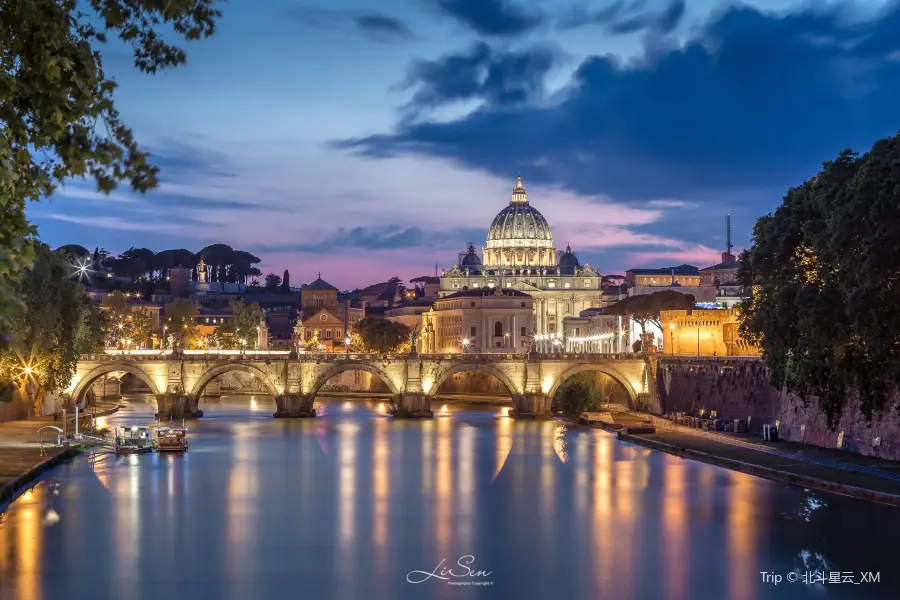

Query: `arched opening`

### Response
(431, 364, 519, 414)
(72, 364, 161, 405)
(307, 363, 399, 416)
(494, 321, 503, 337)
(547, 365, 637, 419)
(190, 363, 280, 415)
(70, 364, 163, 417)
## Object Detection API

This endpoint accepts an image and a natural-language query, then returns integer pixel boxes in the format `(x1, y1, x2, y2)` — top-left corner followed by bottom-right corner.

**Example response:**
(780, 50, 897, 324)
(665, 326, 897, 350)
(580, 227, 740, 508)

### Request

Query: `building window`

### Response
(506, 282, 511, 287)
(453, 280, 459, 289)
(548, 281, 556, 288)
(316, 297, 323, 307)
(494, 321, 503, 337)
(520, 326, 526, 337)
(325, 329, 333, 339)
(520, 302, 526, 307)
(336, 329, 342, 338)
(584, 279, 591, 287)
(564, 282, 571, 289)
(470, 326, 476, 337)
(488, 282, 495, 288)
(471, 302, 476, 307)
(473, 282, 480, 288)
(205, 318, 210, 323)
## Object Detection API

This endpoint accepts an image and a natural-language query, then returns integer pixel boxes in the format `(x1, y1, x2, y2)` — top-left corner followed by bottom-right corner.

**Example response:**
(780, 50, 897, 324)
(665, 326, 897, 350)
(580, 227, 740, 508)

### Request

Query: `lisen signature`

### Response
(406, 555, 493, 584)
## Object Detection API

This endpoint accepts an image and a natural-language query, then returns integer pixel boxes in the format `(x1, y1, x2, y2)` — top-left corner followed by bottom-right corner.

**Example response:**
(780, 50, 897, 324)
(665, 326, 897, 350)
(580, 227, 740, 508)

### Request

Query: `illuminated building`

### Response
(439, 176, 609, 336)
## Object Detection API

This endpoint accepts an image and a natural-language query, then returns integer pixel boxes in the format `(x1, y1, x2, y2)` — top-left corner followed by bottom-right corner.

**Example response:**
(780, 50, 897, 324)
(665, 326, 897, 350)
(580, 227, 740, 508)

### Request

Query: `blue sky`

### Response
(27, 0, 900, 289)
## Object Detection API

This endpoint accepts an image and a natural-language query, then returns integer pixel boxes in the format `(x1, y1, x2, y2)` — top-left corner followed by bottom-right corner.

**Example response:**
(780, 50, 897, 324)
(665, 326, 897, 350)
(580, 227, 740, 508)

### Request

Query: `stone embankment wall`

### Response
(657, 357, 900, 461)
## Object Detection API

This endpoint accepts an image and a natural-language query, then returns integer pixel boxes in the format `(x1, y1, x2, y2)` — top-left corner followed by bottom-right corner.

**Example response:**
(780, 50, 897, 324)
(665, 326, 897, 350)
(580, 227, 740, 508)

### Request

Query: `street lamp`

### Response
(345, 336, 351, 354)
(461, 338, 470, 353)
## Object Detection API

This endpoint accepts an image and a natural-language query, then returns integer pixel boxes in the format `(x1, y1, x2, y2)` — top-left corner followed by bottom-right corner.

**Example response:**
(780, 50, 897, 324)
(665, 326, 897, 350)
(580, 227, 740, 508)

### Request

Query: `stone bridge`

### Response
(68, 350, 656, 419)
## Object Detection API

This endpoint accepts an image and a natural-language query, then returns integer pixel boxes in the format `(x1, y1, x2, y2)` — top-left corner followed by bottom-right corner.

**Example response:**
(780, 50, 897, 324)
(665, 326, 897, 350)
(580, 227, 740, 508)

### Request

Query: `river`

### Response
(1, 395, 898, 600)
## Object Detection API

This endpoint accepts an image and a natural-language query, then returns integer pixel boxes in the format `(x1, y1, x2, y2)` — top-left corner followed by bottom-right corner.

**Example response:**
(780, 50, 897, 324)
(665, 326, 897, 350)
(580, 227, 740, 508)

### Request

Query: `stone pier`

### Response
(273, 393, 316, 418)
(511, 393, 552, 419)
(393, 392, 433, 418)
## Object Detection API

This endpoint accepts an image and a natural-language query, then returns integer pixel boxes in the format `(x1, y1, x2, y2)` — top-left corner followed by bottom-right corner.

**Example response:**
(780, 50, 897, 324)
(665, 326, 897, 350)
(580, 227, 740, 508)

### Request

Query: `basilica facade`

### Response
(439, 176, 610, 337)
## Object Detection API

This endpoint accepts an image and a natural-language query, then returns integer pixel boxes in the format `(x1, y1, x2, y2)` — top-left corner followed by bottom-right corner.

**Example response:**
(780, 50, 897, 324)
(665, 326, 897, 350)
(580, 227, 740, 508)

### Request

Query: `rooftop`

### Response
(303, 273, 338, 291)
(627, 264, 699, 276)
(441, 288, 532, 299)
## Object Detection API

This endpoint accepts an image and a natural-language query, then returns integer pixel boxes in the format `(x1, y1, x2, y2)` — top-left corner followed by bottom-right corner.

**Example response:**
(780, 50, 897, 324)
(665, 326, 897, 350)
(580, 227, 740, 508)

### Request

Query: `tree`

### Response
(552, 374, 604, 419)
(351, 317, 411, 353)
(281, 269, 290, 293)
(0, 244, 103, 414)
(214, 299, 264, 349)
(606, 290, 695, 342)
(101, 291, 151, 349)
(164, 298, 200, 350)
(1, 0, 222, 339)
(264, 273, 282, 291)
(738, 134, 900, 425)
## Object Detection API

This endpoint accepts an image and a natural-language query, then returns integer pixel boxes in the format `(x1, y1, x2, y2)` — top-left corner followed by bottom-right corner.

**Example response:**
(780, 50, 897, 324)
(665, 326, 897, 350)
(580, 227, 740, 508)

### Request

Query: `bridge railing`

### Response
(80, 350, 645, 362)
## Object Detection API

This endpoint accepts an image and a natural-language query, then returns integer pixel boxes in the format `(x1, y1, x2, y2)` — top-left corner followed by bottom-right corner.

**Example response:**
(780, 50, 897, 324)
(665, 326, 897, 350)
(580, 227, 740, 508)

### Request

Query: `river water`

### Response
(1, 395, 898, 600)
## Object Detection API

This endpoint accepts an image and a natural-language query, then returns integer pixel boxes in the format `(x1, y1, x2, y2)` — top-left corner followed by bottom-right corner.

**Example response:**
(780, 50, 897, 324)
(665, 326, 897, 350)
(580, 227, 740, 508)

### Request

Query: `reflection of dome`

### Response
(558, 244, 580, 275)
(484, 176, 556, 268)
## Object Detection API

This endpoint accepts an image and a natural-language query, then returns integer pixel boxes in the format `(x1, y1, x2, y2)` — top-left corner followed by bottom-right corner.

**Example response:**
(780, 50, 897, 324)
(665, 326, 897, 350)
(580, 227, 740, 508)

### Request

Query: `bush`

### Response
(632, 340, 642, 353)
(552, 374, 605, 419)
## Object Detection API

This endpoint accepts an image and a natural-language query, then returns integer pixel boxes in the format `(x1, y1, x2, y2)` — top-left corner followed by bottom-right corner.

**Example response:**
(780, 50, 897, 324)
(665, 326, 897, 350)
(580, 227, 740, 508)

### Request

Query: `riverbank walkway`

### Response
(0, 401, 120, 505)
(601, 412, 900, 506)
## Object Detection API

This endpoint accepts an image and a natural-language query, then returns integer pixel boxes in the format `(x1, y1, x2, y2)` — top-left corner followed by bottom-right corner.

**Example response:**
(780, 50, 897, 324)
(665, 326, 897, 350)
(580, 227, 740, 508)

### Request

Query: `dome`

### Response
(558, 244, 580, 274)
(458, 243, 483, 272)
(485, 176, 554, 248)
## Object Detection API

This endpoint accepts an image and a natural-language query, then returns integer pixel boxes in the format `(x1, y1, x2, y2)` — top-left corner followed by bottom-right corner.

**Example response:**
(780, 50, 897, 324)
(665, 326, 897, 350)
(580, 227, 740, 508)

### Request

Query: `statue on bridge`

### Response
(408, 328, 418, 354)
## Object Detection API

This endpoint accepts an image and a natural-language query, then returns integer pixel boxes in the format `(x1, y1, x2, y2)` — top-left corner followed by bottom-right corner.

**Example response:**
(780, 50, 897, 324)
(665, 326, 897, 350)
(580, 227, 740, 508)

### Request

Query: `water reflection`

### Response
(1, 395, 899, 600)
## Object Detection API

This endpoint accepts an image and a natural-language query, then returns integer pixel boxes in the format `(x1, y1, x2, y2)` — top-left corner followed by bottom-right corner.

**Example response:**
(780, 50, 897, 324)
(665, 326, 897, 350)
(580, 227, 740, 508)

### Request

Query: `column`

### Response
(512, 315, 517, 350)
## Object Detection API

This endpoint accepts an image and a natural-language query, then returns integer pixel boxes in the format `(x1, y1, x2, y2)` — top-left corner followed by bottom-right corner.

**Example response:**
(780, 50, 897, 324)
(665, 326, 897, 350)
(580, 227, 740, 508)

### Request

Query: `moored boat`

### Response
(115, 426, 154, 455)
(155, 426, 189, 452)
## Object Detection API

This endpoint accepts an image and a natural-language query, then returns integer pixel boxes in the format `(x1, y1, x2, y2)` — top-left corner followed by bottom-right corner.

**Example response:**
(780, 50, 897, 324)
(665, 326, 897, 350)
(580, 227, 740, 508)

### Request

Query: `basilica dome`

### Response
(483, 176, 556, 268)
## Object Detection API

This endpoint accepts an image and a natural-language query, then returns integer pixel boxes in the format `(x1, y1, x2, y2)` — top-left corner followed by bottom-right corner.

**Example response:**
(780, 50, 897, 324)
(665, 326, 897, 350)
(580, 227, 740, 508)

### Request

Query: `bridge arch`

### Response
(430, 362, 523, 396)
(546, 363, 640, 408)
(308, 361, 400, 399)
(71, 363, 163, 403)
(189, 363, 280, 398)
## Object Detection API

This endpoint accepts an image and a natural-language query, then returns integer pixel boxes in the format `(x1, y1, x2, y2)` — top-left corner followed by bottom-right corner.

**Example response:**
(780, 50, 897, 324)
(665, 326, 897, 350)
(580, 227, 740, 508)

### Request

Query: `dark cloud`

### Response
(432, 0, 543, 37)
(400, 42, 558, 112)
(254, 225, 485, 254)
(558, 0, 685, 35)
(354, 13, 414, 40)
(288, 7, 413, 42)
(147, 139, 238, 181)
(335, 3, 900, 204)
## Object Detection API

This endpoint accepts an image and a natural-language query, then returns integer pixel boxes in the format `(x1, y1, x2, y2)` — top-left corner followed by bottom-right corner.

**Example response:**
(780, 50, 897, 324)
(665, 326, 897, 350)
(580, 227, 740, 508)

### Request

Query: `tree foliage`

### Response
(738, 134, 900, 424)
(351, 317, 411, 353)
(164, 298, 200, 349)
(214, 299, 264, 349)
(0, 244, 103, 413)
(100, 291, 151, 349)
(605, 290, 695, 338)
(264, 273, 282, 290)
(0, 0, 222, 338)
(552, 374, 605, 419)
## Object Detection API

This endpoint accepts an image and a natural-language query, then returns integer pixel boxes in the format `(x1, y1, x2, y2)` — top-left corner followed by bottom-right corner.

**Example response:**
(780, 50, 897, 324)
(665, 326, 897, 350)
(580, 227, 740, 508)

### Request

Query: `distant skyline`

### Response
(26, 0, 900, 290)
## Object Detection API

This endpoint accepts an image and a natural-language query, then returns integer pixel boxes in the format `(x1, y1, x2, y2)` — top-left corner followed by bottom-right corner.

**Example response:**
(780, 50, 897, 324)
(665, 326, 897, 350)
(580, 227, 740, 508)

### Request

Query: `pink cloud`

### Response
(625, 246, 722, 268)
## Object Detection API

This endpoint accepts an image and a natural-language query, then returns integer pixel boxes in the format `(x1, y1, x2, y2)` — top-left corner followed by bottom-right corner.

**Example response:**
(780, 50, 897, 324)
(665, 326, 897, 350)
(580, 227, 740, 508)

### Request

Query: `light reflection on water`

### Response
(0, 394, 898, 600)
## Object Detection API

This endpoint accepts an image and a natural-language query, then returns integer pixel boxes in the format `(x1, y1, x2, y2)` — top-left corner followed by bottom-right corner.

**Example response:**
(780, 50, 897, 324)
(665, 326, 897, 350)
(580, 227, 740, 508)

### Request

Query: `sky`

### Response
(26, 0, 900, 290)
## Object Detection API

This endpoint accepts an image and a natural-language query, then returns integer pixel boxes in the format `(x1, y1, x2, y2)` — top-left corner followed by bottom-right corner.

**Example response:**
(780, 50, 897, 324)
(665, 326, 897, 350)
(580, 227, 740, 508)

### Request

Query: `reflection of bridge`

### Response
(70, 351, 657, 419)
